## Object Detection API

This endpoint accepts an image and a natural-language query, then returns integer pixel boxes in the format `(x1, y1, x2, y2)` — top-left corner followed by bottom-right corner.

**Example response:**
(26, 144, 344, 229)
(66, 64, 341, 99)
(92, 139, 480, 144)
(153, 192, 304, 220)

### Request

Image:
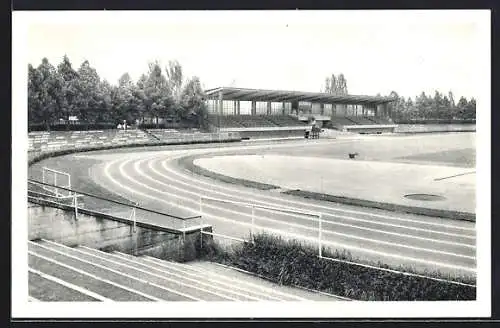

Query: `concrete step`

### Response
(109, 251, 270, 301)
(139, 255, 311, 301)
(28, 240, 194, 301)
(28, 252, 153, 301)
(73, 246, 237, 301)
(34, 240, 228, 301)
(28, 270, 101, 302)
(187, 261, 344, 301)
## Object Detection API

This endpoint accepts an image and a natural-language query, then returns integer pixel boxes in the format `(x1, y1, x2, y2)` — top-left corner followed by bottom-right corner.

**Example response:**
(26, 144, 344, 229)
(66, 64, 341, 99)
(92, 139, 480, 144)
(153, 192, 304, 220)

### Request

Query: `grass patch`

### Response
(200, 233, 476, 301)
(178, 155, 280, 191)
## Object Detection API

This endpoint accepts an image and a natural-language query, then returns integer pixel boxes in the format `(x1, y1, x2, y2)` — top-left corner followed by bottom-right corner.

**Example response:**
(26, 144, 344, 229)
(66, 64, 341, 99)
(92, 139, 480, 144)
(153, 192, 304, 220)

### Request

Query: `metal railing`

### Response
(199, 195, 322, 251)
(28, 179, 201, 231)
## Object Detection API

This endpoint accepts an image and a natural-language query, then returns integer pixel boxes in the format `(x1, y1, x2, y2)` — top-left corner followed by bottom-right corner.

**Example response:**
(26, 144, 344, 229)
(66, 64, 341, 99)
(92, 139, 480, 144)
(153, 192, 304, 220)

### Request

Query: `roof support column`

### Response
(267, 102, 271, 115)
(251, 101, 256, 116)
(235, 100, 240, 115)
(218, 91, 223, 130)
(282, 102, 286, 115)
(320, 103, 324, 116)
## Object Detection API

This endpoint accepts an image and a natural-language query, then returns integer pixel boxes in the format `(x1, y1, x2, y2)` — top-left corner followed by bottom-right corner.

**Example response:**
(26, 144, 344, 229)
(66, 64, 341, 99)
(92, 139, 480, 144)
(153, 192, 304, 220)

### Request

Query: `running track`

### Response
(89, 139, 476, 278)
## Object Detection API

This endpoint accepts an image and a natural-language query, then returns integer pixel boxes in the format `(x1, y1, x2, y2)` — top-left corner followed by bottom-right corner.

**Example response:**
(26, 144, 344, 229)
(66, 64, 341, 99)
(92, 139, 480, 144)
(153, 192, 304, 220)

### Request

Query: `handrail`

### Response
(28, 179, 201, 221)
(201, 195, 320, 218)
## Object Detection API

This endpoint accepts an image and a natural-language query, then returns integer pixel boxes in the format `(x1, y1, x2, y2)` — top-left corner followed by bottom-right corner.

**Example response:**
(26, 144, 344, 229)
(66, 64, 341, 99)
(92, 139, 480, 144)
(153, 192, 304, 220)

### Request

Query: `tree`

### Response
(180, 76, 208, 128)
(336, 74, 348, 95)
(57, 55, 80, 127)
(144, 61, 173, 127)
(29, 58, 63, 130)
(75, 60, 102, 125)
(323, 73, 348, 95)
(166, 60, 184, 103)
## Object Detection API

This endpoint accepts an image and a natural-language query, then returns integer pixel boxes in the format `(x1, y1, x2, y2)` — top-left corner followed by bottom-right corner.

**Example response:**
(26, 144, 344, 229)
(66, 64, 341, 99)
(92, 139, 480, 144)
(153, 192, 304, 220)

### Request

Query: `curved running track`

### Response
(90, 141, 476, 278)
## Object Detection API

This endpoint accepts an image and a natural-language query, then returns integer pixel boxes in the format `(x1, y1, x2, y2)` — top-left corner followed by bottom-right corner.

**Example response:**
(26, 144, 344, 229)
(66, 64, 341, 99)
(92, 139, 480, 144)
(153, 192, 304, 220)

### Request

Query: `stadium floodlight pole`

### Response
(318, 214, 323, 258)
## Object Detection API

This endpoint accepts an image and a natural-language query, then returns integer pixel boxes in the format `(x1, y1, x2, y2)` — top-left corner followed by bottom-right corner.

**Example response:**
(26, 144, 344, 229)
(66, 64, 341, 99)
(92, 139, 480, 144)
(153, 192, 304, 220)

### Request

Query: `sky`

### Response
(22, 10, 489, 100)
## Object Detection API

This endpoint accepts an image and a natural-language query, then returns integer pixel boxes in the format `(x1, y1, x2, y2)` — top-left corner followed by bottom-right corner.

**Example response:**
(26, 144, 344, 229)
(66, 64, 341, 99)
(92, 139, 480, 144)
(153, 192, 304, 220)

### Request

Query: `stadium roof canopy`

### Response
(204, 87, 395, 105)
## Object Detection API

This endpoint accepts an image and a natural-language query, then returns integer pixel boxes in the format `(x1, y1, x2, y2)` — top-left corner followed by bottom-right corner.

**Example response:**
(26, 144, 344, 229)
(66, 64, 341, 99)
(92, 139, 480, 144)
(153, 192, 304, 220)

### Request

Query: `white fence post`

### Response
(318, 214, 322, 258)
(73, 192, 78, 219)
(54, 174, 58, 198)
(251, 205, 255, 244)
(199, 196, 203, 247)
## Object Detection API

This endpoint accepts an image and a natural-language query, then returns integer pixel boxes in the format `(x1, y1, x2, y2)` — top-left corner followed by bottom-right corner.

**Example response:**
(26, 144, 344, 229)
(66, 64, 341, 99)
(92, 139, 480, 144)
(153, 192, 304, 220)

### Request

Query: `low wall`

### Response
(343, 125, 396, 134)
(28, 202, 212, 262)
(28, 131, 242, 165)
(28, 130, 242, 154)
(395, 124, 476, 133)
(235, 129, 305, 139)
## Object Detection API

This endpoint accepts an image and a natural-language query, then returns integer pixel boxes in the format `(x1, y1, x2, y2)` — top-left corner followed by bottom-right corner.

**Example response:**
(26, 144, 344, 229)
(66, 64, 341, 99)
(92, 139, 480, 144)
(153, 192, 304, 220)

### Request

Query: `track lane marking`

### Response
(104, 158, 476, 265)
(147, 157, 476, 244)
(160, 156, 476, 233)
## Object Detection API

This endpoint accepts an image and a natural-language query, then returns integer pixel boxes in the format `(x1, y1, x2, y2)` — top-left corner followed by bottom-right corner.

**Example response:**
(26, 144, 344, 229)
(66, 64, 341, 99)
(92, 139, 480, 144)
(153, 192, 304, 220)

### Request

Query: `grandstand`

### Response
(204, 87, 397, 137)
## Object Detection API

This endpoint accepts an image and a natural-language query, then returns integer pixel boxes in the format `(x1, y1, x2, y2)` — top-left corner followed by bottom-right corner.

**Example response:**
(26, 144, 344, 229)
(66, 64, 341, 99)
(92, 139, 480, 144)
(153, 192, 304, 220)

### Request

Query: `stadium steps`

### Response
(28, 270, 101, 302)
(27, 239, 341, 301)
(185, 261, 343, 301)
(111, 252, 300, 301)
(28, 240, 195, 301)
(28, 250, 154, 301)
(75, 247, 253, 301)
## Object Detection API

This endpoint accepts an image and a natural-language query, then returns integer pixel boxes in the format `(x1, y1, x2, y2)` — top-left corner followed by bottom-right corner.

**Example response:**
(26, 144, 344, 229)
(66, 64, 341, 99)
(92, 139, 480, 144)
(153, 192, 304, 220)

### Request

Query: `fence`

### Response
(199, 196, 322, 251)
(28, 179, 202, 232)
(198, 195, 475, 287)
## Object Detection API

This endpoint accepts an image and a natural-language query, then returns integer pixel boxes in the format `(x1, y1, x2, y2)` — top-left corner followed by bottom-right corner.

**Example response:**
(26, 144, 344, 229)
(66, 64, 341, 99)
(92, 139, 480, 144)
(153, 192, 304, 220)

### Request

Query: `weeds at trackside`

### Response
(199, 233, 476, 301)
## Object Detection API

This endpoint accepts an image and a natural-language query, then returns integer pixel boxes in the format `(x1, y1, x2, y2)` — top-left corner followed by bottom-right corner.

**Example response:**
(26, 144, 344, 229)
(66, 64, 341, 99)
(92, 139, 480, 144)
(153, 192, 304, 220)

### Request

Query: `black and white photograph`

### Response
(12, 9, 491, 318)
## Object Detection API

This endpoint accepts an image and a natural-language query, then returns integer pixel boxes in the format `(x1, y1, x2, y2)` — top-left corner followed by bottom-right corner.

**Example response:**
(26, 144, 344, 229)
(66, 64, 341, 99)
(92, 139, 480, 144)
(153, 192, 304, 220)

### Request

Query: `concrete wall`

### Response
(395, 124, 476, 133)
(28, 203, 212, 262)
(28, 130, 241, 153)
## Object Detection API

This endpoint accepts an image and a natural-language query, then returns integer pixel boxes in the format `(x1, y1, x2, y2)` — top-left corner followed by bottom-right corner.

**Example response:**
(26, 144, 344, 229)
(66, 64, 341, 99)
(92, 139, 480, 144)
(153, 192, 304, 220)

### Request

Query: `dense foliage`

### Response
(321, 74, 476, 121)
(384, 90, 476, 121)
(28, 56, 209, 130)
(201, 233, 475, 301)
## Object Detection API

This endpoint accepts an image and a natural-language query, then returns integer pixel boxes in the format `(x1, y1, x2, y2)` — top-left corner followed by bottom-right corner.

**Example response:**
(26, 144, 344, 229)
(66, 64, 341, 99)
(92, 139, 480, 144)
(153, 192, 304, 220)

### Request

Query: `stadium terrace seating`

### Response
(146, 129, 180, 141)
(28, 239, 322, 301)
(329, 116, 358, 127)
(265, 115, 307, 127)
(28, 130, 154, 153)
(369, 117, 393, 125)
(208, 115, 306, 128)
(345, 116, 378, 125)
(207, 115, 246, 128)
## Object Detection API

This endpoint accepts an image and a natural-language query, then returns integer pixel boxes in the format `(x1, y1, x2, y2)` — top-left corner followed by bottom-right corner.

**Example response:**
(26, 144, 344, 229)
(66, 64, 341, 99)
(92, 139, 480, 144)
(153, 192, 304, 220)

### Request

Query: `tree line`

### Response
(28, 55, 208, 130)
(323, 73, 476, 121)
(386, 91, 476, 122)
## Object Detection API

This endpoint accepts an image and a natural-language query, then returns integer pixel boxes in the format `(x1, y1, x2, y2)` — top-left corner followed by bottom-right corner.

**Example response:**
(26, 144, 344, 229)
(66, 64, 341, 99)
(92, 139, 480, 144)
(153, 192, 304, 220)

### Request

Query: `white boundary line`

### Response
(28, 267, 112, 302)
(28, 296, 40, 302)
(157, 158, 476, 238)
(162, 154, 476, 232)
(28, 250, 162, 302)
(102, 157, 476, 273)
(30, 241, 202, 301)
(129, 158, 475, 260)
(39, 239, 235, 302)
